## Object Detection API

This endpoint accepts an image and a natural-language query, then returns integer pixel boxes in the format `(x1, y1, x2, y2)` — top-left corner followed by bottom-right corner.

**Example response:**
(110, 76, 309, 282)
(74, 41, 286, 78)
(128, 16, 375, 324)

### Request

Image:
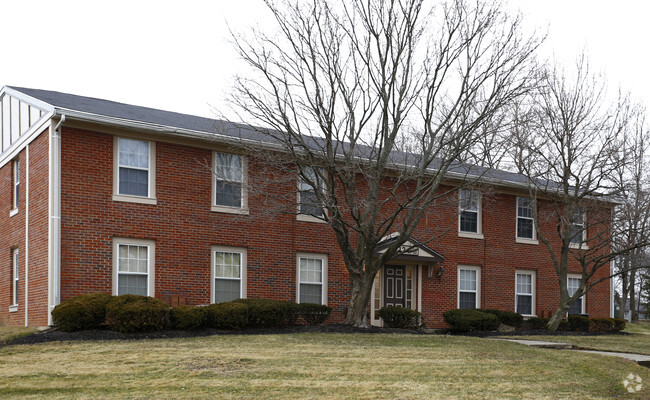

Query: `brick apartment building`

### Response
(0, 86, 614, 327)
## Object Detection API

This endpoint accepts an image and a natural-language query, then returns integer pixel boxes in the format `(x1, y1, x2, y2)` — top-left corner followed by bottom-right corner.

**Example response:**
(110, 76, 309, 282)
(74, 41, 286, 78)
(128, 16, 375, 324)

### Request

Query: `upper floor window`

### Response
(297, 254, 328, 305)
(458, 266, 480, 309)
(516, 197, 535, 240)
(11, 158, 19, 213)
(112, 238, 155, 297)
(212, 152, 248, 214)
(515, 271, 535, 316)
(298, 167, 324, 220)
(113, 137, 156, 205)
(212, 246, 246, 303)
(569, 207, 586, 247)
(458, 189, 482, 238)
(567, 275, 585, 315)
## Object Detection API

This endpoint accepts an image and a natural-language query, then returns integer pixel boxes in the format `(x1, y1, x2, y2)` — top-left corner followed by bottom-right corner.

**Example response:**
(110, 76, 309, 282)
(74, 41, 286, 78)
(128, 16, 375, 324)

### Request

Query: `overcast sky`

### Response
(2, 0, 648, 119)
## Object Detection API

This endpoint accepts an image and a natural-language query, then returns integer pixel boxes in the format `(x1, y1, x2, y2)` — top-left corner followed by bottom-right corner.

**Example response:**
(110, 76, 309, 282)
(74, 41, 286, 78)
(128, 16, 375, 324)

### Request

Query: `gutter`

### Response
(47, 115, 65, 325)
(24, 144, 29, 327)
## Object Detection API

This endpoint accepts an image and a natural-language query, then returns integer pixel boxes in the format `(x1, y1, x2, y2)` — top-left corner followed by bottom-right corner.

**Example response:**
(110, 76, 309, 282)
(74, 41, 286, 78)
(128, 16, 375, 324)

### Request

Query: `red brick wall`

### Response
(54, 125, 608, 327)
(0, 128, 50, 326)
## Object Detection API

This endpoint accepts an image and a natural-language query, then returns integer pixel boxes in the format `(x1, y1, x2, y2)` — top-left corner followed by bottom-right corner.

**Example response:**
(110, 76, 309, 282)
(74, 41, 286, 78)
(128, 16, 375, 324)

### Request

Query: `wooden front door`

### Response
(383, 265, 406, 307)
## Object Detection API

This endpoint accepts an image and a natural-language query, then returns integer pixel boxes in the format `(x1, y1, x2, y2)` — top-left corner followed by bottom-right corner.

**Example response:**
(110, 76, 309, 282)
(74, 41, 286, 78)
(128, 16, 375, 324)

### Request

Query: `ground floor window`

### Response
(113, 238, 155, 296)
(567, 275, 585, 315)
(212, 246, 246, 303)
(297, 253, 327, 305)
(11, 248, 19, 306)
(458, 266, 480, 309)
(515, 271, 535, 316)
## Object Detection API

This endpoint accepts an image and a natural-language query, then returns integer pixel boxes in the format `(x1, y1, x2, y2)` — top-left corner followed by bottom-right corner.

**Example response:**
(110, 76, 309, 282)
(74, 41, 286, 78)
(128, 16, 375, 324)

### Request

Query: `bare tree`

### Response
(227, 0, 540, 326)
(513, 56, 650, 330)
(613, 111, 650, 321)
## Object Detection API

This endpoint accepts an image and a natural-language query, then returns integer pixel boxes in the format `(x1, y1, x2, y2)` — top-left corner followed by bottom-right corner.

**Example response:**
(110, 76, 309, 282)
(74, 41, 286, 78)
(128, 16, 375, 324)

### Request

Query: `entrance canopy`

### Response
(374, 234, 444, 264)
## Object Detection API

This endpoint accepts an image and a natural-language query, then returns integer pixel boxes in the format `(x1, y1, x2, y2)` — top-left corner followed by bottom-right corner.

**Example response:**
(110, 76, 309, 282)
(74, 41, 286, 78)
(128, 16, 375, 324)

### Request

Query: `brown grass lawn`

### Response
(504, 321, 650, 355)
(0, 326, 34, 345)
(0, 331, 648, 399)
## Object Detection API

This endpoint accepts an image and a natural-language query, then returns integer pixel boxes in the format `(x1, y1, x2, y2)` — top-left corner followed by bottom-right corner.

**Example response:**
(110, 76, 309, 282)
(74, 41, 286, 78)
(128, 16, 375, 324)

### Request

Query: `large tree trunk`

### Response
(343, 272, 375, 327)
(547, 303, 570, 331)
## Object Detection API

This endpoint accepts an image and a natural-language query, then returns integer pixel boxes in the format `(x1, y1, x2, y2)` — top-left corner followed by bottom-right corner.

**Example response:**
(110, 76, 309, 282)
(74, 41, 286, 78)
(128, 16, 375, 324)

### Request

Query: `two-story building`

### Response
(0, 86, 613, 328)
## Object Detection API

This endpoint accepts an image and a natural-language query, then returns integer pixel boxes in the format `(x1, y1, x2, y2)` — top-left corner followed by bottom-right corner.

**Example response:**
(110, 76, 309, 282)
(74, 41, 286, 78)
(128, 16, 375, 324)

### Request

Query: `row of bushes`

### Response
(527, 315, 626, 332)
(52, 293, 332, 333)
(443, 309, 523, 333)
(378, 306, 422, 329)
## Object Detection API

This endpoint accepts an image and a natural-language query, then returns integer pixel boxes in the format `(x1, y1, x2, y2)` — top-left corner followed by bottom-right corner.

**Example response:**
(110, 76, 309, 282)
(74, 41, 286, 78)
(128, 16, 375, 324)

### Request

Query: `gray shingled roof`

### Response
(8, 85, 535, 188)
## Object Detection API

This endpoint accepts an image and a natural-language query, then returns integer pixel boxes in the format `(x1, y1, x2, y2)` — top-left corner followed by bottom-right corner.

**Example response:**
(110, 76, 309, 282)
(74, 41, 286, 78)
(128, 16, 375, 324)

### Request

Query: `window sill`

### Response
(516, 237, 539, 245)
(297, 214, 326, 223)
(9, 208, 18, 217)
(458, 231, 484, 240)
(9, 305, 18, 313)
(112, 194, 157, 205)
(211, 205, 250, 215)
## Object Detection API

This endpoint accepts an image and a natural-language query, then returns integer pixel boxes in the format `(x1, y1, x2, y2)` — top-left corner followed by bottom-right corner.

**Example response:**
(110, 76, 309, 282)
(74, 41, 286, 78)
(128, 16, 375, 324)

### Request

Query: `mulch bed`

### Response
(5, 324, 627, 346)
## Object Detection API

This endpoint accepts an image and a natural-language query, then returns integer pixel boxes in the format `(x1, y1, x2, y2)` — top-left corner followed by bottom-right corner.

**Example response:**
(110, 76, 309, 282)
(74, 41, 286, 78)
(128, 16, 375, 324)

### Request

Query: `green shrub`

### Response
(588, 317, 614, 332)
(479, 309, 523, 327)
(170, 305, 207, 330)
(443, 309, 498, 333)
(298, 303, 333, 326)
(204, 302, 249, 330)
(526, 317, 549, 330)
(234, 298, 299, 328)
(378, 306, 422, 329)
(568, 315, 590, 331)
(51, 293, 113, 332)
(610, 318, 626, 332)
(557, 319, 570, 331)
(105, 295, 170, 333)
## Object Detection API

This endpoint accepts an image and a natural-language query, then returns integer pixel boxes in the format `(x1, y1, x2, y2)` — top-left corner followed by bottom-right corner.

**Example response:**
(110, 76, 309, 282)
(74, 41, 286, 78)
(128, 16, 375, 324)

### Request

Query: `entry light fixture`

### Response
(438, 266, 445, 277)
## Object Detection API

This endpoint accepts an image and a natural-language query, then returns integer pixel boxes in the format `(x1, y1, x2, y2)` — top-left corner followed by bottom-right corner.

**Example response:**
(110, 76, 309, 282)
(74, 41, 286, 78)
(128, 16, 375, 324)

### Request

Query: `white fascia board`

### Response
(2, 87, 56, 114)
(0, 114, 55, 168)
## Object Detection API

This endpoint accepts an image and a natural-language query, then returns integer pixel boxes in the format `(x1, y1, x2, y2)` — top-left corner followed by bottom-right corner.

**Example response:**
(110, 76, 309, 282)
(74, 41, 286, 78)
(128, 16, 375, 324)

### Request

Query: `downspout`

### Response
(48, 115, 65, 325)
(24, 144, 29, 327)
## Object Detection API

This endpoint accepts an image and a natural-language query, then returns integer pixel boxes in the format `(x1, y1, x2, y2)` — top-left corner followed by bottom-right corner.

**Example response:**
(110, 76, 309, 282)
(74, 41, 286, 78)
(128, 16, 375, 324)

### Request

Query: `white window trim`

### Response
(296, 252, 328, 305)
(112, 237, 155, 297)
(567, 274, 586, 314)
(297, 168, 327, 223)
(211, 245, 247, 303)
(458, 189, 483, 239)
(515, 197, 538, 245)
(211, 152, 249, 215)
(112, 136, 157, 205)
(10, 158, 19, 216)
(457, 265, 481, 309)
(10, 248, 19, 311)
(515, 270, 536, 317)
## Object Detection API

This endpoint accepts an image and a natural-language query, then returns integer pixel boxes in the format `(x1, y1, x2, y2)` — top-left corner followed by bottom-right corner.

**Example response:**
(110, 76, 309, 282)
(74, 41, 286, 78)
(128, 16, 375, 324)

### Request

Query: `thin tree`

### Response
(513, 56, 650, 330)
(227, 0, 540, 326)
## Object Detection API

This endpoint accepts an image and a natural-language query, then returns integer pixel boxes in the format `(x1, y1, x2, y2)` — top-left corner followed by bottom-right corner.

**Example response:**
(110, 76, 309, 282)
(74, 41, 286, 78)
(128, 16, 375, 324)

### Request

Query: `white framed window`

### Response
(516, 197, 537, 244)
(11, 158, 19, 215)
(211, 246, 247, 303)
(297, 253, 328, 305)
(569, 207, 586, 248)
(458, 189, 483, 239)
(515, 270, 535, 316)
(212, 152, 248, 214)
(297, 167, 325, 222)
(112, 238, 155, 296)
(567, 275, 585, 315)
(11, 248, 19, 308)
(457, 265, 480, 309)
(113, 137, 157, 205)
